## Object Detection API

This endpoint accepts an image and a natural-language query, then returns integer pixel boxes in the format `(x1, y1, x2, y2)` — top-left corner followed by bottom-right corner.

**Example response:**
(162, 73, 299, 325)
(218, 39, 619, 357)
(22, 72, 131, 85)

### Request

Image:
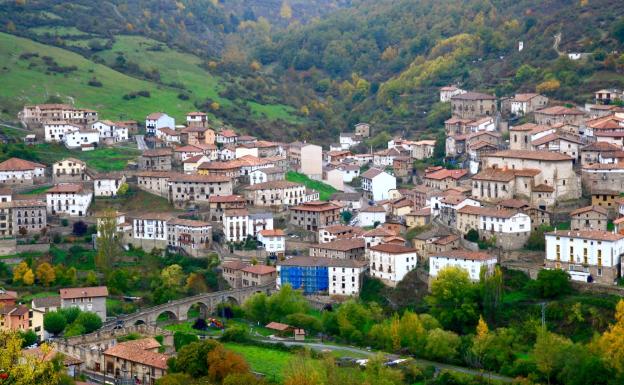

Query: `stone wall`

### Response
(479, 230, 529, 250)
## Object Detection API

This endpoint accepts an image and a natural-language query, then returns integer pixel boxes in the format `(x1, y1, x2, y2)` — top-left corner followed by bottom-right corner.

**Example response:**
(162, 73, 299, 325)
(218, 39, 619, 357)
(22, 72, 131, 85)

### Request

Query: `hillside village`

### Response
(2, 83, 624, 384)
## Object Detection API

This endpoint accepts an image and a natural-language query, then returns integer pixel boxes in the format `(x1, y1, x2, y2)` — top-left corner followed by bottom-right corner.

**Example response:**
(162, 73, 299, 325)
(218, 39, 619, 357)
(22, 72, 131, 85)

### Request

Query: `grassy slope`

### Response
(286, 171, 338, 201)
(0, 32, 204, 121)
(27, 143, 140, 172)
(223, 343, 294, 382)
(90, 186, 178, 214)
(0, 32, 302, 126)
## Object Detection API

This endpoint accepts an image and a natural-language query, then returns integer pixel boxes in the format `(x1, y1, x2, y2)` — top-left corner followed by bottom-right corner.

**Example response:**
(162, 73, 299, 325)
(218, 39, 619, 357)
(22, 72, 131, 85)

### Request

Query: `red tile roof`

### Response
(369, 243, 417, 254)
(104, 339, 168, 370)
(431, 250, 495, 261)
(0, 158, 45, 171)
(59, 286, 108, 299)
(547, 230, 624, 242)
(424, 168, 468, 180)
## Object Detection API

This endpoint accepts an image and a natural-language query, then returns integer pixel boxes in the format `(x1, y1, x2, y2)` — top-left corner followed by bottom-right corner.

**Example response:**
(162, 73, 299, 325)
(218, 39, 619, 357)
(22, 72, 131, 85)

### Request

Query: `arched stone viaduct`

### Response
(102, 284, 273, 329)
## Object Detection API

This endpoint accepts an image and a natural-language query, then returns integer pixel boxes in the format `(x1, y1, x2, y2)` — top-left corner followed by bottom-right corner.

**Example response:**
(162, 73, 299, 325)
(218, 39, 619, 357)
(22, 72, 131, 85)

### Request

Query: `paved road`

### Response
(135, 134, 147, 150)
(263, 338, 514, 383)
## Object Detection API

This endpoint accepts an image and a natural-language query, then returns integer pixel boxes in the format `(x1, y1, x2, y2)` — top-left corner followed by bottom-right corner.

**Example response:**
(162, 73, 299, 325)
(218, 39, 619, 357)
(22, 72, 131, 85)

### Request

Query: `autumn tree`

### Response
(595, 299, 624, 375)
(36, 262, 56, 287)
(0, 330, 64, 385)
(207, 344, 249, 382)
(12, 261, 30, 284)
(96, 209, 122, 279)
(186, 272, 208, 295)
(280, 1, 293, 20)
(22, 269, 35, 285)
(161, 264, 185, 287)
(283, 355, 324, 385)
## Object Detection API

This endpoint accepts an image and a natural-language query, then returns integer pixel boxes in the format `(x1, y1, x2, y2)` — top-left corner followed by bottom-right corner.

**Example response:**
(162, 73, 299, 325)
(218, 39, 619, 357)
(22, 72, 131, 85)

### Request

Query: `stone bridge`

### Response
(103, 284, 273, 329)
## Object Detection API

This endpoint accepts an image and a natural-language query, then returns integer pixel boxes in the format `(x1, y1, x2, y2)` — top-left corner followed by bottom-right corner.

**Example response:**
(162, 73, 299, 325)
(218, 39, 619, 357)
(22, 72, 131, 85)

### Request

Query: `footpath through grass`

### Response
(286, 171, 338, 201)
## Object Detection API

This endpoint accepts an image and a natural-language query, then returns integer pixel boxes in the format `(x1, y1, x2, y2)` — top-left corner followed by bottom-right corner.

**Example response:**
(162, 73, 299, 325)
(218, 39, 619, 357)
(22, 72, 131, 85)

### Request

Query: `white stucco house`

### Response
(145, 112, 175, 136)
(429, 250, 498, 282)
(361, 168, 396, 202)
(46, 183, 93, 217)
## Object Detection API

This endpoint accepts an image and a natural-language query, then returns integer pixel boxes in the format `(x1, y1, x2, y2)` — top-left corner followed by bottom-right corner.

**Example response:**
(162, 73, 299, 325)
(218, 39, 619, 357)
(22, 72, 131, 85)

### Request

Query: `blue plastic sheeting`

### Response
(280, 265, 328, 294)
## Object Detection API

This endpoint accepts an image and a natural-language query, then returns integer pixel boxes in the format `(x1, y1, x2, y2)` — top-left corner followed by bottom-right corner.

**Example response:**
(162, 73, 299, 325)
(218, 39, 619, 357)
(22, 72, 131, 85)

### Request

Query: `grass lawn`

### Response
(0, 251, 45, 260)
(50, 245, 96, 270)
(91, 186, 178, 214)
(20, 291, 59, 302)
(286, 171, 338, 201)
(223, 343, 295, 382)
(22, 186, 51, 195)
(27, 143, 140, 171)
(247, 101, 302, 124)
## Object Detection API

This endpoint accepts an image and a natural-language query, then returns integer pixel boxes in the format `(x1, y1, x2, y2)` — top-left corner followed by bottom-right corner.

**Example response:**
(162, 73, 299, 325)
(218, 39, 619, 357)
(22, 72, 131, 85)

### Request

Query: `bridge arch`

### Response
(226, 296, 239, 306)
(183, 301, 211, 320)
(133, 319, 146, 326)
(155, 309, 178, 323)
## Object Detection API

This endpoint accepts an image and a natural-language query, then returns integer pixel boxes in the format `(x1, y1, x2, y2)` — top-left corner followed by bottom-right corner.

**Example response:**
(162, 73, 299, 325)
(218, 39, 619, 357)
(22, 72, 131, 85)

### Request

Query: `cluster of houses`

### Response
(2, 85, 624, 384)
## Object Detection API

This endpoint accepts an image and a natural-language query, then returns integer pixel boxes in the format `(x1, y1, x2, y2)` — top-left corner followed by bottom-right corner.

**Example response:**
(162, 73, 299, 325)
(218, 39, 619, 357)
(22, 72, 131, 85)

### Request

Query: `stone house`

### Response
(60, 286, 108, 321)
(289, 201, 341, 233)
(139, 148, 173, 171)
(570, 205, 608, 231)
(308, 238, 366, 260)
(450, 91, 497, 120)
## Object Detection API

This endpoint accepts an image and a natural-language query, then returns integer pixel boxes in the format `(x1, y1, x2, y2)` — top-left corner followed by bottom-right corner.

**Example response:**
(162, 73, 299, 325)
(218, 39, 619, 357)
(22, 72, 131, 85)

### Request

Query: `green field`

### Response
(22, 185, 50, 195)
(223, 343, 295, 382)
(90, 186, 177, 214)
(23, 143, 140, 172)
(286, 171, 338, 201)
(0, 32, 302, 126)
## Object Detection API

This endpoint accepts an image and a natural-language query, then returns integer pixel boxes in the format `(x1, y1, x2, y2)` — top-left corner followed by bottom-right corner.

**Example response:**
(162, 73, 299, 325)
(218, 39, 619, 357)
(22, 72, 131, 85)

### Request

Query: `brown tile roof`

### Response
(570, 205, 608, 216)
(487, 150, 573, 161)
(509, 123, 539, 132)
(0, 158, 45, 171)
(532, 133, 584, 146)
(146, 112, 165, 120)
(168, 218, 211, 227)
(104, 339, 168, 370)
(59, 286, 108, 299)
(265, 322, 291, 331)
(433, 234, 460, 245)
(277, 256, 368, 268)
(513, 93, 541, 102)
(547, 230, 624, 242)
(134, 212, 176, 221)
(498, 199, 530, 209)
(258, 229, 285, 237)
(440, 194, 472, 205)
(197, 161, 241, 170)
(142, 148, 172, 157)
(136, 171, 174, 178)
(169, 174, 231, 183)
(360, 168, 385, 179)
(311, 238, 365, 252)
(223, 208, 249, 217)
(361, 205, 386, 213)
(174, 144, 204, 153)
(22, 347, 83, 366)
(457, 206, 519, 218)
(536, 106, 585, 115)
(425, 168, 468, 180)
(533, 184, 554, 192)
(186, 111, 207, 117)
(221, 260, 248, 270)
(291, 201, 341, 212)
(369, 243, 417, 254)
(219, 129, 238, 138)
(451, 91, 496, 100)
(208, 195, 245, 203)
(244, 180, 302, 191)
(431, 250, 495, 261)
(32, 296, 61, 308)
(582, 162, 624, 170)
(241, 265, 276, 275)
(0, 289, 17, 301)
(47, 183, 84, 194)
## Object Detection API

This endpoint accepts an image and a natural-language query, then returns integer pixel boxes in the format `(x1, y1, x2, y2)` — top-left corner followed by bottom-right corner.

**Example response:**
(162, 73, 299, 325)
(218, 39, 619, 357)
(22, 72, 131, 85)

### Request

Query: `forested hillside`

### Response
(255, 0, 624, 137)
(1, 0, 624, 143)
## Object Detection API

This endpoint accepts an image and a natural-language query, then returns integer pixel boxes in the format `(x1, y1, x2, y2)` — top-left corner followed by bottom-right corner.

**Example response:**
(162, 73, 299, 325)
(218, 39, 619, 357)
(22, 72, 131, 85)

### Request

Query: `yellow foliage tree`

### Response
(210, 102, 220, 111)
(381, 46, 399, 61)
(300, 105, 310, 116)
(12, 261, 29, 283)
(125, 23, 134, 31)
(0, 331, 63, 385)
(36, 262, 56, 287)
(595, 299, 624, 374)
(280, 1, 293, 20)
(536, 79, 561, 94)
(22, 269, 34, 285)
(250, 60, 261, 71)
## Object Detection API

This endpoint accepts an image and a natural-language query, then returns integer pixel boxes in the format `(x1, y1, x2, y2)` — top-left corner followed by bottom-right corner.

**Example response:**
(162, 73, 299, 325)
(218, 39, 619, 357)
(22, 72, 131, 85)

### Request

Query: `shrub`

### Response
(61, 218, 69, 227)
(72, 221, 88, 236)
(88, 78, 103, 87)
(178, 93, 190, 100)
(464, 229, 479, 242)
(220, 325, 250, 343)
(173, 332, 199, 351)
